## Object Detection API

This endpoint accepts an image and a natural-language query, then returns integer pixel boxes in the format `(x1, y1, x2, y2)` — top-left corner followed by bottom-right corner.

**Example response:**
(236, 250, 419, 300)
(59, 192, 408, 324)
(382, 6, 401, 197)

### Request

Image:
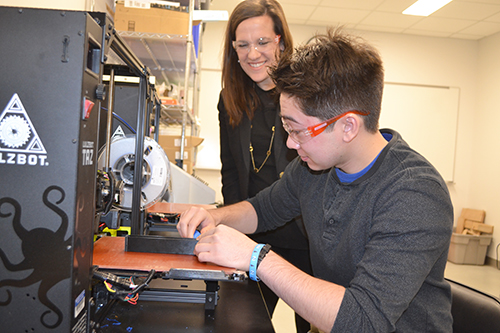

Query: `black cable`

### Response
(101, 107, 137, 134)
(114, 269, 156, 297)
(103, 170, 115, 215)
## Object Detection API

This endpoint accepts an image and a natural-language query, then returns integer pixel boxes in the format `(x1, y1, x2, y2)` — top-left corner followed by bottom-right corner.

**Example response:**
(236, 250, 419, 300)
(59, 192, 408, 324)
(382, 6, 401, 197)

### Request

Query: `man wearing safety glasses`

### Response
(178, 28, 453, 333)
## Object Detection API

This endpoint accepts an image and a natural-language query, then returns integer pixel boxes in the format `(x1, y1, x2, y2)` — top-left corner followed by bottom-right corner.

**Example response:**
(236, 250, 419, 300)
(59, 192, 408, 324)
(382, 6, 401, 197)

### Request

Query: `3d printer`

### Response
(0, 6, 251, 332)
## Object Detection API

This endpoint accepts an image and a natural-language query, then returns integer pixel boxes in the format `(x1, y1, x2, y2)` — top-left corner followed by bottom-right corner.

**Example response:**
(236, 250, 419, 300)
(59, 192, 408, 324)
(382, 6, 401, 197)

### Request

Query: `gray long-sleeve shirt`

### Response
(249, 129, 453, 332)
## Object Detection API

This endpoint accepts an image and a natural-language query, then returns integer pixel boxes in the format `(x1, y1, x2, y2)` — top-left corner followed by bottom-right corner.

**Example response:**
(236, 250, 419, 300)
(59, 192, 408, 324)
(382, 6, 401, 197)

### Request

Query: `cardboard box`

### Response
(158, 135, 203, 174)
(463, 220, 494, 234)
(461, 208, 486, 222)
(158, 135, 204, 149)
(115, 2, 190, 35)
(448, 233, 492, 265)
(163, 147, 193, 173)
(455, 208, 486, 234)
(456, 215, 466, 234)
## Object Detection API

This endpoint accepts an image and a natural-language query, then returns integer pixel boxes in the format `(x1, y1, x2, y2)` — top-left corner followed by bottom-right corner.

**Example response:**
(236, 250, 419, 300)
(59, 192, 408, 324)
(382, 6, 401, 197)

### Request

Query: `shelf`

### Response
(108, 0, 201, 145)
(160, 104, 196, 126)
(117, 31, 197, 87)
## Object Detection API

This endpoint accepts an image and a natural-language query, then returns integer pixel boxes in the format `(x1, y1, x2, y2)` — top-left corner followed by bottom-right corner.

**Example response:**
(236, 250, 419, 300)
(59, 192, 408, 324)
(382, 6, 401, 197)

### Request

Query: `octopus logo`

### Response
(0, 186, 72, 329)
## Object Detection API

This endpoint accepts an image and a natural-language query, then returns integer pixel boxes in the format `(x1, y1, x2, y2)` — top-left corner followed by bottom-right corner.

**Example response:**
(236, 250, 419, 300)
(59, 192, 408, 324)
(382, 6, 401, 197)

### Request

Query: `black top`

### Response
(248, 87, 278, 198)
(218, 86, 308, 249)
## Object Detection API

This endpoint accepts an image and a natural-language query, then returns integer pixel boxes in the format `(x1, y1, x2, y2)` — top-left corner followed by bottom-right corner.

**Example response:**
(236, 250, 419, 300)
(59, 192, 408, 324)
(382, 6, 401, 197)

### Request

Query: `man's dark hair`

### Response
(270, 27, 384, 133)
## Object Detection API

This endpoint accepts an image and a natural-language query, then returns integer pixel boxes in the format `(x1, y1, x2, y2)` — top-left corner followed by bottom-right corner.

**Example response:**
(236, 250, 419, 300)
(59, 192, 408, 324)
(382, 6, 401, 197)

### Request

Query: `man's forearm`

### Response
(257, 251, 345, 332)
(212, 201, 258, 234)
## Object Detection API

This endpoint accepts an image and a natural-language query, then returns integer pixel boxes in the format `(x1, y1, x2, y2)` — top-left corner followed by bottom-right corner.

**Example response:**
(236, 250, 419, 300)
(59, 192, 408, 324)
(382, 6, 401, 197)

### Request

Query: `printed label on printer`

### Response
(82, 141, 94, 166)
(75, 289, 85, 318)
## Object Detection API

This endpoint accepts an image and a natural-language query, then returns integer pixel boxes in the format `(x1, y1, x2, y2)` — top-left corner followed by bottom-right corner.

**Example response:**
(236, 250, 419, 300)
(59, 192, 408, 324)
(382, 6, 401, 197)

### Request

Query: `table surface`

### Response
(93, 236, 237, 275)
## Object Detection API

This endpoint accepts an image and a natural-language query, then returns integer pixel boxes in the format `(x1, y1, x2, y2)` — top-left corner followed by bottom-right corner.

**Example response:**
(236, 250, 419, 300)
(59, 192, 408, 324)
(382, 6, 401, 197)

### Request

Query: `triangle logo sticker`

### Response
(0, 93, 47, 154)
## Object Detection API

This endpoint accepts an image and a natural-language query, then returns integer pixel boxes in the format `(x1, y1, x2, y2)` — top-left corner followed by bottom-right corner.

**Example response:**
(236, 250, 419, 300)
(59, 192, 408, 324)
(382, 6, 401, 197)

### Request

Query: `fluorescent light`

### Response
(403, 0, 453, 17)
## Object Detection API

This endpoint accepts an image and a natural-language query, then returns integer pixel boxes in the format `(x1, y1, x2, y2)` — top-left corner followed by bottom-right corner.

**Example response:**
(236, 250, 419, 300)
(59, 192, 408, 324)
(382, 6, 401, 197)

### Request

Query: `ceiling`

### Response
(206, 0, 500, 40)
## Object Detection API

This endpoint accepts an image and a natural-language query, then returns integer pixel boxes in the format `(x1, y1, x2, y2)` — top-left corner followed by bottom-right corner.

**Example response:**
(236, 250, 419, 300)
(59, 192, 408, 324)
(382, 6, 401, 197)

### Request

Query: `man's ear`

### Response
(342, 114, 360, 143)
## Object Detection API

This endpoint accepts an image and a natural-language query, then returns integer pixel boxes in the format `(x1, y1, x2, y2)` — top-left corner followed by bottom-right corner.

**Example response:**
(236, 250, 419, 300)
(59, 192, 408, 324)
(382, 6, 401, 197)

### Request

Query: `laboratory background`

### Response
(1, 0, 500, 332)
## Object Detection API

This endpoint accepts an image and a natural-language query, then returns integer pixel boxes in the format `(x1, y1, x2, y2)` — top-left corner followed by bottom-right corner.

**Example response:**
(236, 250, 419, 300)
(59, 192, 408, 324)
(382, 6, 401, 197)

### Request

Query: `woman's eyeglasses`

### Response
(233, 35, 281, 54)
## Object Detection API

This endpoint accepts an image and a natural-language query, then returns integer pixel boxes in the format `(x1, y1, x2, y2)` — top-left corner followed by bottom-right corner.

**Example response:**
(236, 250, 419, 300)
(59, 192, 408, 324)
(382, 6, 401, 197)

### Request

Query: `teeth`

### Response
(250, 62, 265, 68)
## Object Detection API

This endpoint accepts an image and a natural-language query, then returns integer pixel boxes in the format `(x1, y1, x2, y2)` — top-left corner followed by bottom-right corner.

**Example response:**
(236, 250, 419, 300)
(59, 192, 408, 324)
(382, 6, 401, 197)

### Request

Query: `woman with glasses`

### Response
(218, 0, 311, 331)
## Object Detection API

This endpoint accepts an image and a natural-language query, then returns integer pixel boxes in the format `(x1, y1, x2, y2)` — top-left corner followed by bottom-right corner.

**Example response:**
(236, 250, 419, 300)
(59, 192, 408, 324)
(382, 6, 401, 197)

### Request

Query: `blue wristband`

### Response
(249, 244, 265, 281)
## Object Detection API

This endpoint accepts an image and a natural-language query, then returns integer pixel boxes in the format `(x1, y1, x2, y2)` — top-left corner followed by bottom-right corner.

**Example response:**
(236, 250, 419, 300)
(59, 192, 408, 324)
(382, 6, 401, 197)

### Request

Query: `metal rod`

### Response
(131, 75, 148, 235)
(110, 31, 145, 77)
(104, 68, 115, 171)
(154, 97, 161, 143)
(179, 0, 195, 170)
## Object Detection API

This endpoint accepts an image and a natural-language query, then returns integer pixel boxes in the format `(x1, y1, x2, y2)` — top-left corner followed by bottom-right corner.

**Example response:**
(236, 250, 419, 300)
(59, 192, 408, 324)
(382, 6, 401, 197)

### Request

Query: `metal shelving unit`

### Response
(115, 0, 200, 170)
(117, 31, 197, 89)
(160, 104, 196, 126)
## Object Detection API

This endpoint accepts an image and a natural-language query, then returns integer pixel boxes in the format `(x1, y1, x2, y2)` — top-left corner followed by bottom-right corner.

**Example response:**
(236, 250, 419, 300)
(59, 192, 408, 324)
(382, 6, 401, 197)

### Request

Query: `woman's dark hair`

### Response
(221, 0, 293, 127)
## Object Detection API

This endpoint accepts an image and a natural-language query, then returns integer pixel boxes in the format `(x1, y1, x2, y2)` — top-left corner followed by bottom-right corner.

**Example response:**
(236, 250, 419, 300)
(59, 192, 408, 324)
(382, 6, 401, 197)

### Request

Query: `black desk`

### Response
(93, 237, 275, 332)
(98, 280, 275, 332)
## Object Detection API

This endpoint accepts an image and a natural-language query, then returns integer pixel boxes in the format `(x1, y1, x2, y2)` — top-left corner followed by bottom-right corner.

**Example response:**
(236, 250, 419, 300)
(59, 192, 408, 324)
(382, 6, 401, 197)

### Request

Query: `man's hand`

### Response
(194, 224, 257, 271)
(176, 206, 217, 238)
(176, 201, 260, 270)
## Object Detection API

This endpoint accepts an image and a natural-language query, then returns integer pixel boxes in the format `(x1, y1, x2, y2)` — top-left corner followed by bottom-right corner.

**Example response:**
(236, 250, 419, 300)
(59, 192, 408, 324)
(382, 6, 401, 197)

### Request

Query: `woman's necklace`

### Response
(249, 125, 275, 173)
